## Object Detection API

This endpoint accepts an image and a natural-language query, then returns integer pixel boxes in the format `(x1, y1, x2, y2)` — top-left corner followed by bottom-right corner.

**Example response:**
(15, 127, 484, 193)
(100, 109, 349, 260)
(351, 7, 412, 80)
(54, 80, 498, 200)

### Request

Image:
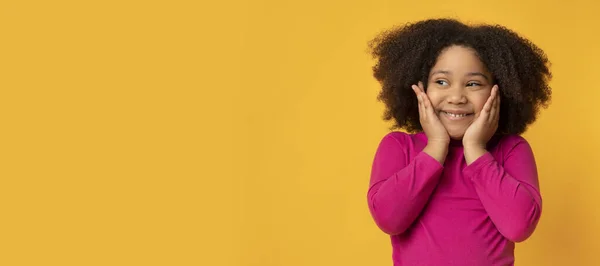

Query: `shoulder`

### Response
(496, 134, 531, 149)
(372, 131, 423, 170)
(375, 131, 426, 157)
(491, 134, 535, 159)
(381, 131, 409, 144)
(378, 131, 425, 147)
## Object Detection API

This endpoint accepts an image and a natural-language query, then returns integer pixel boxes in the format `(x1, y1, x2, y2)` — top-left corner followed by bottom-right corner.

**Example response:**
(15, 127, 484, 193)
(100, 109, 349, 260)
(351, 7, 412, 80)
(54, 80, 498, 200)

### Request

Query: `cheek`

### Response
(471, 94, 490, 114)
(473, 102, 485, 114)
(426, 91, 443, 109)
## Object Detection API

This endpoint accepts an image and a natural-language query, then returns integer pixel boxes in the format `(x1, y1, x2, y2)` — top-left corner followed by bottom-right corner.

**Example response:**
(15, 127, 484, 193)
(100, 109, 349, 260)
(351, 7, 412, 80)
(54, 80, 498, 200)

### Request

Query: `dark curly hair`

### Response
(368, 18, 552, 135)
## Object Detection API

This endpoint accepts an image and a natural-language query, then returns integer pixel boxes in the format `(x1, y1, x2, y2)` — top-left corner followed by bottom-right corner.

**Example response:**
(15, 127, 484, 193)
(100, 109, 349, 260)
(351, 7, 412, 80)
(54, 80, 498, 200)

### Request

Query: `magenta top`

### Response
(367, 132, 542, 266)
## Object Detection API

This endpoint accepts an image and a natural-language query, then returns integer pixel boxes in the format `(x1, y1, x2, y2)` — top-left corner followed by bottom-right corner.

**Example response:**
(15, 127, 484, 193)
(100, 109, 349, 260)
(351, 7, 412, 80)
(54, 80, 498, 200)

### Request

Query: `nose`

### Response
(446, 85, 467, 104)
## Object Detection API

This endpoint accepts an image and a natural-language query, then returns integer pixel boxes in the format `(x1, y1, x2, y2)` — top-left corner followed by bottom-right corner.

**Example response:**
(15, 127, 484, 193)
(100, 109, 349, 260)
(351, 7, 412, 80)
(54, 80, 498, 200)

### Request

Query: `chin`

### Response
(449, 134, 464, 140)
(446, 129, 466, 140)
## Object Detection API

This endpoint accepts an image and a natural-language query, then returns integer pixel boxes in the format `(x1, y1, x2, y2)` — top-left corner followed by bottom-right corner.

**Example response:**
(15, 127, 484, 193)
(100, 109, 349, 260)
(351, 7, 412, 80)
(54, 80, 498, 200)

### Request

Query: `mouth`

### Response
(440, 111, 474, 121)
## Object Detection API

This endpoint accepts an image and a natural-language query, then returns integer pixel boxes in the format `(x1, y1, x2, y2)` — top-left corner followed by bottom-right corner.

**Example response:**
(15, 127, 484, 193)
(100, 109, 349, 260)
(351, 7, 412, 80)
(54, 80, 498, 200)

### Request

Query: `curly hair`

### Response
(368, 18, 552, 135)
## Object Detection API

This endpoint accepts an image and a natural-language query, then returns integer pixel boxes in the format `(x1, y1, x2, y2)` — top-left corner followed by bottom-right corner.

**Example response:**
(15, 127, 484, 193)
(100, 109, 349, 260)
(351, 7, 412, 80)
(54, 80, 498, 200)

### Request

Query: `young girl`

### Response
(367, 19, 552, 266)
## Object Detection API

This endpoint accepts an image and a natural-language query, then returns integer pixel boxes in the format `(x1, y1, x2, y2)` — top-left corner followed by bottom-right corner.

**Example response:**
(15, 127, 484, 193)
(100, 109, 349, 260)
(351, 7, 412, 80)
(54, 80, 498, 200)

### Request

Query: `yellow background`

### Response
(1, 0, 599, 265)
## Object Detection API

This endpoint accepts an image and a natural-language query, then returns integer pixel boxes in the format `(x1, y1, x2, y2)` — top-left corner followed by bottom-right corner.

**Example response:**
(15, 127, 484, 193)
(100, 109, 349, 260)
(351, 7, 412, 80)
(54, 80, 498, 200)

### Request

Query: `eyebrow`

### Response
(430, 70, 490, 81)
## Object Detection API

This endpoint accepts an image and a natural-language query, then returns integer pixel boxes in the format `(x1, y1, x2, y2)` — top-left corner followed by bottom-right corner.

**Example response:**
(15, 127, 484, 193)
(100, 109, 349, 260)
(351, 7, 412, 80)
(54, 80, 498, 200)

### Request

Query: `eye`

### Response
(466, 82, 481, 87)
(435, 80, 448, 86)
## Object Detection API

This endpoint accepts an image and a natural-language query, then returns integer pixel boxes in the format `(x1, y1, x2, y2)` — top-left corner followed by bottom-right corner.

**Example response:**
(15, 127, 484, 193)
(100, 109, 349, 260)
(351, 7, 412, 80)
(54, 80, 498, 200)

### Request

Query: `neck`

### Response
(415, 132, 503, 148)
(449, 138, 463, 147)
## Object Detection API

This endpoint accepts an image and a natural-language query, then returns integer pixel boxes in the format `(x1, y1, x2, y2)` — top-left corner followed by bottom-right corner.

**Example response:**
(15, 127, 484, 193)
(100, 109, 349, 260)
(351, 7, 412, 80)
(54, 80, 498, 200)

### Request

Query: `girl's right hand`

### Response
(411, 82, 450, 145)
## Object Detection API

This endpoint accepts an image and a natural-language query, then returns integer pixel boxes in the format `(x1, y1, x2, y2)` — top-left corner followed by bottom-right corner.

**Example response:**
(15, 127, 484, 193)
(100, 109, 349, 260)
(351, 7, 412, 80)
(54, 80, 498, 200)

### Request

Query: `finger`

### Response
(419, 99, 425, 120)
(416, 82, 429, 108)
(421, 93, 435, 119)
(413, 85, 425, 118)
(495, 86, 500, 109)
(422, 92, 429, 109)
(492, 87, 501, 124)
(418, 95, 426, 120)
(418, 81, 425, 93)
(412, 85, 421, 98)
(488, 86, 498, 122)
(491, 86, 498, 108)
(412, 85, 423, 106)
(422, 93, 435, 116)
(482, 86, 495, 113)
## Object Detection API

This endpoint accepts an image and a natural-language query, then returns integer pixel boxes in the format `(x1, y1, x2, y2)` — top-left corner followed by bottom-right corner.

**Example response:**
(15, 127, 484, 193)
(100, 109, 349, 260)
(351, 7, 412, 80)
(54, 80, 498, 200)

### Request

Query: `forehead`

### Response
(431, 45, 489, 73)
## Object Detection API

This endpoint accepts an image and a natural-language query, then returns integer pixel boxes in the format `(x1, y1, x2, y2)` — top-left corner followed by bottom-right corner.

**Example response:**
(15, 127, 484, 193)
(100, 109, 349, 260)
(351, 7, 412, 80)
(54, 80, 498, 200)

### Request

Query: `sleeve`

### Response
(462, 137, 542, 242)
(367, 133, 444, 235)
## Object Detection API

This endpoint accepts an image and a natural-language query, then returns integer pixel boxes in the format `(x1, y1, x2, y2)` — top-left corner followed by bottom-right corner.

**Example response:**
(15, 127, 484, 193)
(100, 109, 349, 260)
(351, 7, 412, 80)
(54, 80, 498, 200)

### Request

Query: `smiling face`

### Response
(426, 45, 494, 140)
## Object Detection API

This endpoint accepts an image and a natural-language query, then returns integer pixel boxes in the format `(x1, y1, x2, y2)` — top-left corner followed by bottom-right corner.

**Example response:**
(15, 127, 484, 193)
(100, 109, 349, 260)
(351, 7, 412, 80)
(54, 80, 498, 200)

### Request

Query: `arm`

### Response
(367, 133, 445, 235)
(463, 138, 542, 242)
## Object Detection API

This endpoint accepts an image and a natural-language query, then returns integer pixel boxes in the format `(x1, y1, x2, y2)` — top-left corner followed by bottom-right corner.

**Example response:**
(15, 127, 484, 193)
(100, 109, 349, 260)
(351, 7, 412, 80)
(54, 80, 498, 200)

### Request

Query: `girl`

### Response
(367, 19, 552, 266)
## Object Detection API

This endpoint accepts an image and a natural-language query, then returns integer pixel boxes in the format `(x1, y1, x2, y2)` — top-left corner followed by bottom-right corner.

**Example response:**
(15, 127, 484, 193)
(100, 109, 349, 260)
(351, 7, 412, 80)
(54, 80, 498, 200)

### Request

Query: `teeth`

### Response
(444, 112, 468, 117)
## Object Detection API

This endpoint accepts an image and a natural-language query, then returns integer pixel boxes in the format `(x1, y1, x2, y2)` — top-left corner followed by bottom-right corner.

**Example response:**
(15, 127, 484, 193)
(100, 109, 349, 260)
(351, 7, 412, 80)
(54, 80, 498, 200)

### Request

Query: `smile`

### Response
(441, 111, 473, 120)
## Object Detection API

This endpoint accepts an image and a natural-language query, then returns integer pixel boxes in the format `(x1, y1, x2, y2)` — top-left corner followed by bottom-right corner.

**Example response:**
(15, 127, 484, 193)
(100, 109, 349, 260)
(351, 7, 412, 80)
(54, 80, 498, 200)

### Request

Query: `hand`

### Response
(463, 85, 500, 149)
(411, 82, 449, 145)
(412, 82, 449, 164)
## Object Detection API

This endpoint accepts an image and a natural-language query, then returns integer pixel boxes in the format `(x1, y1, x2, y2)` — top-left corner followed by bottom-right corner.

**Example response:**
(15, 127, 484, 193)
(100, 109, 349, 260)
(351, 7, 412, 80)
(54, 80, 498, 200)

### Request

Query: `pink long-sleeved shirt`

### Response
(367, 131, 542, 266)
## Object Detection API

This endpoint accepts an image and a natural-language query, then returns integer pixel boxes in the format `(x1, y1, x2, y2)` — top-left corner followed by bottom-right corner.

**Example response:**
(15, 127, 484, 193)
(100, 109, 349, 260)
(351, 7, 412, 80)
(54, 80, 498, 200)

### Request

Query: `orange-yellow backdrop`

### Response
(2, 0, 599, 265)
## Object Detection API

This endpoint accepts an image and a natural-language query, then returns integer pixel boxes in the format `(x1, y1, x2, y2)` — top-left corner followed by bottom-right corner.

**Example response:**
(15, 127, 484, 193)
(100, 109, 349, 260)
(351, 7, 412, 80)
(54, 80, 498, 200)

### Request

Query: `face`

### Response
(426, 45, 494, 140)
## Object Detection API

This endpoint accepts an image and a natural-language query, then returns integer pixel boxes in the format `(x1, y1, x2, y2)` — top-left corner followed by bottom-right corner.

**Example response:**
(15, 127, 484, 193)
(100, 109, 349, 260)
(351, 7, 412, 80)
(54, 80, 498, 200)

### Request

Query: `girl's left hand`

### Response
(463, 85, 500, 148)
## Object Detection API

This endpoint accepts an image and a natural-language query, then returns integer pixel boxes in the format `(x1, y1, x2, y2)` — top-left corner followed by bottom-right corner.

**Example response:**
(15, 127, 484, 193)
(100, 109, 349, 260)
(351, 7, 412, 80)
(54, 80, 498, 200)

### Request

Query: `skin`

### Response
(411, 45, 500, 165)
